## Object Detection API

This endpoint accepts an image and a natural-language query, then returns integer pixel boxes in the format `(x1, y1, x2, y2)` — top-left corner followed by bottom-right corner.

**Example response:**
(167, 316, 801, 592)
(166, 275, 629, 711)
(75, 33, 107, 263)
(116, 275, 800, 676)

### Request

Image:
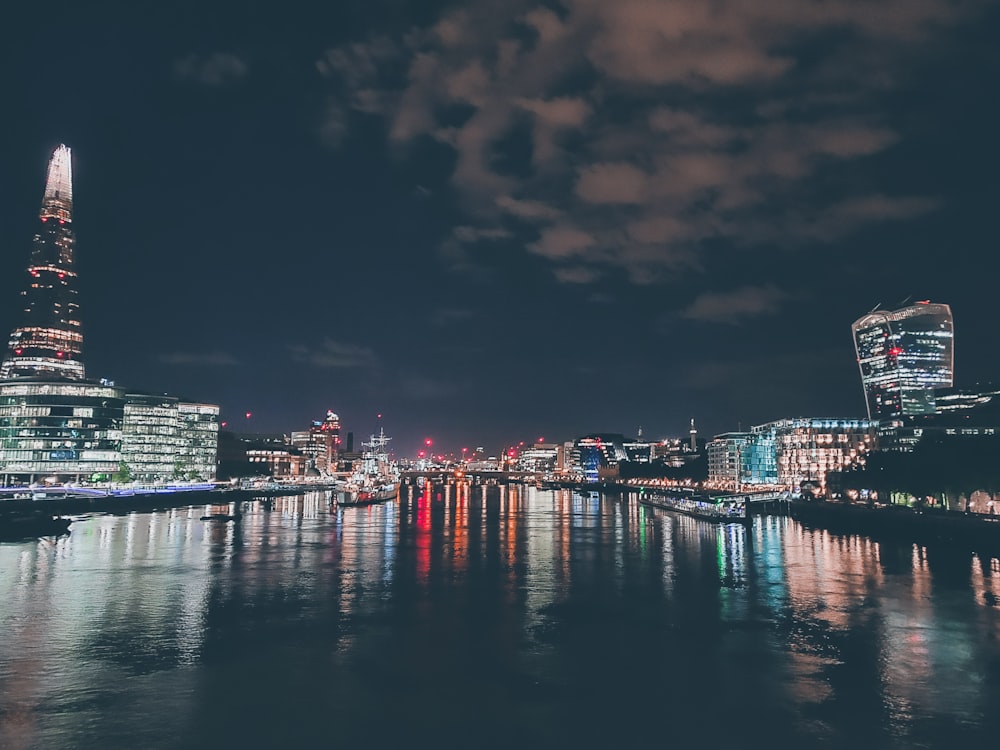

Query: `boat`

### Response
(637, 488, 749, 524)
(336, 428, 400, 507)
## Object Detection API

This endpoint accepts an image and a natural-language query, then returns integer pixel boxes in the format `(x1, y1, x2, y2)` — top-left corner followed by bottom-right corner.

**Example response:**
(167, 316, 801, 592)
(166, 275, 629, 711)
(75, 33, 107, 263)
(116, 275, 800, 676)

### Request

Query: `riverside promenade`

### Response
(0, 480, 341, 520)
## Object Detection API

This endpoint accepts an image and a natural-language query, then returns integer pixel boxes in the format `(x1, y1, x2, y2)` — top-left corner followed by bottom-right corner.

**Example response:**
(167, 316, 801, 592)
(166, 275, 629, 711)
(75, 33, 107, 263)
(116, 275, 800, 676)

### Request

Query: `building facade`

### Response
(122, 393, 181, 482)
(741, 418, 875, 491)
(706, 432, 750, 486)
(0, 379, 125, 484)
(176, 403, 220, 480)
(852, 302, 954, 420)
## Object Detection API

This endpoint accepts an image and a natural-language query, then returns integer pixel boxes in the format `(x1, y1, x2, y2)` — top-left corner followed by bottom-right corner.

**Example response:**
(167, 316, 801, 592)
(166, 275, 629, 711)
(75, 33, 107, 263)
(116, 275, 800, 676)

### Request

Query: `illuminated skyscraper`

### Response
(0, 144, 85, 380)
(0, 145, 219, 485)
(852, 302, 954, 420)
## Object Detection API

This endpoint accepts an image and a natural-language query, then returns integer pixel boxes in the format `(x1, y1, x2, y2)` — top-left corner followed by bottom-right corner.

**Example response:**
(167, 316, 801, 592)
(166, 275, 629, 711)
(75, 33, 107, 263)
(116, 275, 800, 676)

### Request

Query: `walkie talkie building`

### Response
(0, 144, 85, 380)
(852, 302, 954, 420)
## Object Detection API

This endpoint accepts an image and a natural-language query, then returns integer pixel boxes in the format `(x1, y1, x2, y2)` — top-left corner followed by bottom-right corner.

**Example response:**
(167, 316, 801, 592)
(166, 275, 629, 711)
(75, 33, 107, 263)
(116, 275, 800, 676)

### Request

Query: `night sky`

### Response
(1, 0, 997, 459)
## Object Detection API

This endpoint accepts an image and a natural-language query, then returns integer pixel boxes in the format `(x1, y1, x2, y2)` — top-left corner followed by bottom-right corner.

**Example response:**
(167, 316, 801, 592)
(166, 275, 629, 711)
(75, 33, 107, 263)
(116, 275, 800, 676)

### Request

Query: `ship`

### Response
(336, 428, 400, 506)
(637, 487, 749, 524)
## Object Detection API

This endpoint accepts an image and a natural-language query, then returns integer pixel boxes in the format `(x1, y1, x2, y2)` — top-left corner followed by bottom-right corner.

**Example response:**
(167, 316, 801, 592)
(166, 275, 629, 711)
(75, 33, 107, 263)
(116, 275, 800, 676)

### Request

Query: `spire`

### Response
(41, 144, 73, 222)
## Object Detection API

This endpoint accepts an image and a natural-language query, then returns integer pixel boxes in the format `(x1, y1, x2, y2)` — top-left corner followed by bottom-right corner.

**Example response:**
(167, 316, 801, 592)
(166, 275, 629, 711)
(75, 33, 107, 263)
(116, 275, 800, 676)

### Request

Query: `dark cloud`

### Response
(310, 0, 985, 291)
(288, 340, 378, 369)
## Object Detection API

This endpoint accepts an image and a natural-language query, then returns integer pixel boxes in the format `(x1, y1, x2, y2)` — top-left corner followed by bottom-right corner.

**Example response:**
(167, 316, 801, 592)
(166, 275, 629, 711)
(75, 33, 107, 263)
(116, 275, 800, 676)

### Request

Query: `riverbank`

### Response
(790, 499, 1000, 554)
(0, 481, 338, 522)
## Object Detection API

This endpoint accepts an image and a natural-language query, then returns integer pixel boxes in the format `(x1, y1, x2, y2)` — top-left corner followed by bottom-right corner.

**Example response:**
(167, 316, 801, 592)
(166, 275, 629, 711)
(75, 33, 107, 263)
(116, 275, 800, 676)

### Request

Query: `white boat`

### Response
(336, 428, 400, 506)
(637, 488, 749, 524)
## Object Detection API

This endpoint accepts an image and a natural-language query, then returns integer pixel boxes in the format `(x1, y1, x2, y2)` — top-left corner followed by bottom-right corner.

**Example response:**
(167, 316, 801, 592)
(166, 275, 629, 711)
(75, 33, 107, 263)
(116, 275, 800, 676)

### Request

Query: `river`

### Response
(1, 483, 998, 749)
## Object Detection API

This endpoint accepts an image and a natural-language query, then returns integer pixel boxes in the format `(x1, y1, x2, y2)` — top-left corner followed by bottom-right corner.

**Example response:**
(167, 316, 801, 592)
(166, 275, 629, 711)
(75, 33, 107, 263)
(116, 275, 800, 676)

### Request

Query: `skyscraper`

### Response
(852, 301, 954, 420)
(0, 144, 85, 380)
(0, 145, 219, 485)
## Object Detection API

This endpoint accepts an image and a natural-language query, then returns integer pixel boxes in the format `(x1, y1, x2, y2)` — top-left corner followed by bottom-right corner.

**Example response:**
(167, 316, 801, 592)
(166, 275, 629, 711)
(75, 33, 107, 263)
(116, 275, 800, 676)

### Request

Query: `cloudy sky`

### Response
(1, 0, 997, 457)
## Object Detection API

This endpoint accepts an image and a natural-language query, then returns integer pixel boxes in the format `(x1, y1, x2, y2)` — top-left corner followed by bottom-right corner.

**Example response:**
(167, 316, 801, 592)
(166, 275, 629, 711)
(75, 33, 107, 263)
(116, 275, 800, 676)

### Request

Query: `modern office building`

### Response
(176, 402, 220, 480)
(570, 434, 629, 482)
(741, 418, 875, 491)
(120, 395, 219, 482)
(517, 443, 559, 473)
(0, 379, 125, 485)
(852, 302, 954, 420)
(706, 432, 750, 486)
(122, 393, 181, 482)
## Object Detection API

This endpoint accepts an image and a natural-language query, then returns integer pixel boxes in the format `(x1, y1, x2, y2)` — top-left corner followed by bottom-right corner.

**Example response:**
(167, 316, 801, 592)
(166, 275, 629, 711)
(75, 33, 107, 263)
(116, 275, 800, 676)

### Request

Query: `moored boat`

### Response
(638, 488, 749, 524)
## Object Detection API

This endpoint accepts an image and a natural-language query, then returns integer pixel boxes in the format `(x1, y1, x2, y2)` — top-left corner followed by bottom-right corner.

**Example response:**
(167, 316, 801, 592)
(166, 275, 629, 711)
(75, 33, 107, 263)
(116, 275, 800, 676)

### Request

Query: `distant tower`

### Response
(0, 144, 85, 380)
(852, 301, 954, 419)
(637, 425, 643, 440)
(689, 418, 697, 452)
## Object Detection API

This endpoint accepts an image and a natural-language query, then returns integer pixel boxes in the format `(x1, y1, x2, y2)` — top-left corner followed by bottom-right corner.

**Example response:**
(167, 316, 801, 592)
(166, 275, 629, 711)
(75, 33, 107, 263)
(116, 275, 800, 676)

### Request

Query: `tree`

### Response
(113, 461, 133, 484)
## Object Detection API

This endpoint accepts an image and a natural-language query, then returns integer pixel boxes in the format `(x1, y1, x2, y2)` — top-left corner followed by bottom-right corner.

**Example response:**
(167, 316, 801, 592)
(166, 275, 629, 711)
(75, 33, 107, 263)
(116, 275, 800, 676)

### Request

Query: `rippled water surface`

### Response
(2, 484, 999, 749)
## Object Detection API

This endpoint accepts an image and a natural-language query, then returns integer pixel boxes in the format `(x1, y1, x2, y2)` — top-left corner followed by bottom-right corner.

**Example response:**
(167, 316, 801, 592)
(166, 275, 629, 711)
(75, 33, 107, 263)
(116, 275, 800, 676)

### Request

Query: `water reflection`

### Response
(1, 486, 998, 748)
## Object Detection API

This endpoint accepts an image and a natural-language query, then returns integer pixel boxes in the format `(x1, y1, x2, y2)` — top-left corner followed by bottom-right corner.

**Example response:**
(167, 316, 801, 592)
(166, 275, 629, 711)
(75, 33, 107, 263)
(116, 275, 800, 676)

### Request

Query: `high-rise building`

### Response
(852, 301, 954, 420)
(0, 145, 85, 380)
(0, 145, 219, 485)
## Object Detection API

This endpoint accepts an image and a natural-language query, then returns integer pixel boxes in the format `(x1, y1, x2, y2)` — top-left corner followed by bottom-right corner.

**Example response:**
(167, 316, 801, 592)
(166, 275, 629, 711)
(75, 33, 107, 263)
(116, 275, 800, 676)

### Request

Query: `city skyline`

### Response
(1, 1, 997, 456)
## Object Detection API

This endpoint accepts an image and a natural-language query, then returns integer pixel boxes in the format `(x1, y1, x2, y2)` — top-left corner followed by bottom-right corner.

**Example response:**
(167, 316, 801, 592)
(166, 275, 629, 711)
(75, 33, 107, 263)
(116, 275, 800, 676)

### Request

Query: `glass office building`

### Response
(176, 403, 220, 480)
(852, 302, 954, 419)
(0, 379, 125, 484)
(122, 393, 182, 482)
(741, 419, 875, 491)
(707, 432, 750, 485)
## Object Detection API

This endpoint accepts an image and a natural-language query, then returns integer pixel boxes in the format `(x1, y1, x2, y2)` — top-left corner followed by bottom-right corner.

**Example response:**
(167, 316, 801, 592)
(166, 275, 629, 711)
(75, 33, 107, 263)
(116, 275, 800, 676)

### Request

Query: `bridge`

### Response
(399, 468, 538, 485)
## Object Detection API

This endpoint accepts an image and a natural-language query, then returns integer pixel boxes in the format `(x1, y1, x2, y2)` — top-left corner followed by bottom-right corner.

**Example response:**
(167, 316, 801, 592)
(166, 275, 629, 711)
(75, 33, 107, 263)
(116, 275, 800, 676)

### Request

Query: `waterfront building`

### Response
(852, 301, 954, 421)
(0, 145, 85, 381)
(0, 379, 125, 485)
(176, 403, 220, 480)
(571, 434, 628, 482)
(246, 442, 304, 478)
(517, 443, 559, 473)
(120, 396, 219, 482)
(707, 432, 750, 486)
(122, 393, 181, 482)
(742, 419, 875, 491)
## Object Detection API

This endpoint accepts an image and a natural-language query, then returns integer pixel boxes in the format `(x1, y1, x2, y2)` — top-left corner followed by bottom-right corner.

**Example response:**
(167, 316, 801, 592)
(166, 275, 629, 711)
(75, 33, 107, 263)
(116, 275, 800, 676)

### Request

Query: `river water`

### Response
(1, 483, 998, 749)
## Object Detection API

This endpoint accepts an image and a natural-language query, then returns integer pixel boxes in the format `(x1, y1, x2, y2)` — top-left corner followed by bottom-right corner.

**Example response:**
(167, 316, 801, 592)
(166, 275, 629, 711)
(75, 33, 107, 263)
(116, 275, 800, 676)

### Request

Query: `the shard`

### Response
(0, 144, 85, 380)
